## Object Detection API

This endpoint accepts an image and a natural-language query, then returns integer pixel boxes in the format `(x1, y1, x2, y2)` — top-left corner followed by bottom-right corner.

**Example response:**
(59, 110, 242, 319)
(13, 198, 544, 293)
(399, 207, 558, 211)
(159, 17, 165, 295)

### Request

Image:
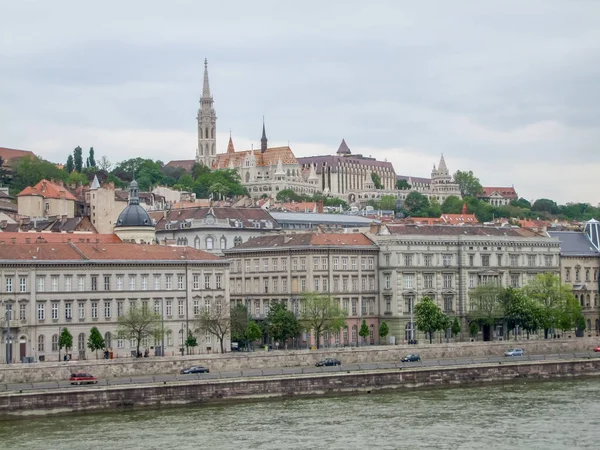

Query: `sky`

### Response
(1, 0, 599, 205)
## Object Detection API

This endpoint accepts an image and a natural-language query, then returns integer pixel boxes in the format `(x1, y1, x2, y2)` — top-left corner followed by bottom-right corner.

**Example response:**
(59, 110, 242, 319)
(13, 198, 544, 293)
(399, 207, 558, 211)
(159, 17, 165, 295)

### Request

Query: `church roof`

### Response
(298, 154, 395, 174)
(214, 145, 299, 169)
(336, 139, 351, 155)
(165, 159, 196, 172)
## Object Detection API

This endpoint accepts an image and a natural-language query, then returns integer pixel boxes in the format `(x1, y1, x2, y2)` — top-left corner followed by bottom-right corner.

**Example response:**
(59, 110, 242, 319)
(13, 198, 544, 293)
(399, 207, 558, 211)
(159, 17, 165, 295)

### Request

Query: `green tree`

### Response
(199, 302, 231, 353)
(265, 302, 301, 348)
(185, 332, 198, 354)
(73, 146, 83, 172)
(65, 155, 74, 174)
(453, 170, 483, 197)
(276, 188, 302, 202)
(59, 327, 73, 355)
(469, 322, 479, 339)
(441, 195, 464, 214)
(87, 326, 105, 359)
(88, 147, 96, 168)
(531, 198, 559, 215)
(414, 297, 446, 344)
(67, 171, 89, 186)
(428, 197, 442, 217)
(209, 182, 230, 200)
(323, 197, 348, 210)
(10, 156, 68, 194)
(379, 321, 389, 343)
(403, 191, 430, 217)
(358, 320, 369, 345)
(468, 283, 506, 327)
(557, 296, 583, 335)
(246, 320, 262, 350)
(371, 172, 383, 189)
(299, 293, 347, 349)
(230, 304, 250, 348)
(380, 195, 397, 211)
(451, 317, 461, 338)
(117, 306, 162, 357)
(396, 179, 411, 190)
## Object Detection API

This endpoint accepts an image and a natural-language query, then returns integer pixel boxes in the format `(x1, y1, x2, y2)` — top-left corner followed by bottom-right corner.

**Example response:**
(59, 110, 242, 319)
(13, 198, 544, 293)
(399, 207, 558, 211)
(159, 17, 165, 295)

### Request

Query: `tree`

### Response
(185, 332, 198, 354)
(117, 306, 162, 357)
(209, 182, 230, 200)
(359, 320, 369, 345)
(265, 302, 300, 348)
(59, 327, 73, 354)
(371, 172, 383, 189)
(230, 304, 250, 348)
(468, 283, 506, 327)
(379, 321, 389, 343)
(199, 301, 231, 353)
(531, 198, 559, 215)
(414, 297, 446, 344)
(379, 195, 397, 211)
(98, 155, 112, 172)
(403, 191, 430, 217)
(65, 155, 74, 174)
(451, 317, 461, 338)
(67, 171, 88, 186)
(88, 147, 96, 168)
(73, 146, 83, 172)
(396, 179, 411, 190)
(299, 293, 347, 349)
(453, 170, 483, 197)
(469, 322, 479, 339)
(557, 296, 583, 335)
(10, 156, 68, 194)
(441, 195, 464, 214)
(87, 326, 105, 359)
(428, 197, 442, 218)
(276, 188, 302, 202)
(246, 321, 262, 350)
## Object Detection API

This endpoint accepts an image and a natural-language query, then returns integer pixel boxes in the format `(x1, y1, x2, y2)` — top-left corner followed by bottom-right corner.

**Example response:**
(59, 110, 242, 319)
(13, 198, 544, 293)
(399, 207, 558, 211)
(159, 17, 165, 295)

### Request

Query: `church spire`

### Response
(202, 58, 211, 99)
(227, 135, 235, 154)
(196, 58, 217, 168)
(438, 154, 448, 173)
(260, 117, 268, 154)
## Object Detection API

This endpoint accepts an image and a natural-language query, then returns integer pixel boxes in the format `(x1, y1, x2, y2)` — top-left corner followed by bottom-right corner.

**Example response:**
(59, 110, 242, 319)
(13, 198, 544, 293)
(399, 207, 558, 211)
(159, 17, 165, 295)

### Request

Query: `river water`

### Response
(1, 378, 599, 449)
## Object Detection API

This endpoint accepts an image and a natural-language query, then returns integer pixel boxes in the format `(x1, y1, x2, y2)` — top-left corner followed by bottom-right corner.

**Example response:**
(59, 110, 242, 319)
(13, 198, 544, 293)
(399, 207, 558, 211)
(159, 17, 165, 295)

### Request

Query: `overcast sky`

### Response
(2, 1, 599, 205)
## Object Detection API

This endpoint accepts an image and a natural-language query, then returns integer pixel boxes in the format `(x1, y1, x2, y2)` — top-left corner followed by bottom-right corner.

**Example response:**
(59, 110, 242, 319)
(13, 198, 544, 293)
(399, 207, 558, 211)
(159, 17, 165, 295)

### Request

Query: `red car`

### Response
(70, 372, 98, 385)
(593, 347, 600, 353)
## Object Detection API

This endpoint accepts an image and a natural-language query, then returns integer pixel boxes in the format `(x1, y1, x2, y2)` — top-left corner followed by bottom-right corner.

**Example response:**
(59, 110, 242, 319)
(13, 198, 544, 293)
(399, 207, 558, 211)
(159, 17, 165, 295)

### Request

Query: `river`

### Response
(1, 378, 599, 449)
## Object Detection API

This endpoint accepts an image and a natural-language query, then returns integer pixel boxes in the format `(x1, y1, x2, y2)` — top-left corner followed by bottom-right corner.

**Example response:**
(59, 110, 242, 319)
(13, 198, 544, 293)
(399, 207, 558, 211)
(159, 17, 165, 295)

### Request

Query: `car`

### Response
(69, 373, 98, 385)
(401, 354, 421, 362)
(315, 358, 341, 367)
(180, 366, 210, 374)
(593, 346, 600, 352)
(504, 348, 525, 357)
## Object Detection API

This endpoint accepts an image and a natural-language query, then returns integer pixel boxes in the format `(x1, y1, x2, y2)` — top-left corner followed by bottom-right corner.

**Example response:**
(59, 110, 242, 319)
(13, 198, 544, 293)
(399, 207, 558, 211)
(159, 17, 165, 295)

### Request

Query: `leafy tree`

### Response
(59, 327, 73, 353)
(265, 302, 300, 347)
(199, 301, 231, 353)
(531, 198, 559, 215)
(65, 155, 74, 174)
(185, 332, 198, 354)
(191, 162, 211, 179)
(441, 195, 464, 214)
(469, 322, 479, 339)
(276, 188, 302, 202)
(209, 182, 230, 200)
(396, 179, 411, 190)
(88, 147, 96, 168)
(557, 296, 583, 335)
(117, 306, 162, 357)
(73, 146, 83, 172)
(428, 197, 442, 218)
(10, 156, 68, 194)
(230, 304, 250, 348)
(371, 172, 383, 189)
(403, 191, 430, 217)
(451, 317, 461, 337)
(246, 320, 262, 350)
(67, 171, 88, 186)
(299, 293, 347, 349)
(511, 198, 531, 209)
(380, 195, 397, 211)
(379, 321, 389, 343)
(468, 283, 506, 327)
(358, 320, 369, 345)
(87, 326, 105, 359)
(323, 197, 348, 209)
(414, 297, 446, 344)
(453, 170, 483, 197)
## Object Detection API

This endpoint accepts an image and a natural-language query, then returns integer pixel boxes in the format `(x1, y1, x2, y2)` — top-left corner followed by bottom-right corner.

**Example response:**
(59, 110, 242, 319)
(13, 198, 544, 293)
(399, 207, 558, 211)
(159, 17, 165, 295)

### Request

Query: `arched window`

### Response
(351, 325, 358, 343)
(211, 128, 215, 139)
(206, 236, 214, 250)
(220, 236, 227, 250)
(194, 237, 200, 249)
(105, 332, 112, 349)
(78, 333, 85, 351)
(205, 127, 209, 139)
(52, 334, 59, 352)
(38, 335, 45, 352)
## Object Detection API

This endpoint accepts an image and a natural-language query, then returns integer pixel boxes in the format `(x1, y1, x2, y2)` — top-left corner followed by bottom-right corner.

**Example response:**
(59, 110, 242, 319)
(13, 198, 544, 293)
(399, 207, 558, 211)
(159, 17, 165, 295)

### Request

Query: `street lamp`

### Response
(180, 322, 185, 357)
(4, 309, 11, 365)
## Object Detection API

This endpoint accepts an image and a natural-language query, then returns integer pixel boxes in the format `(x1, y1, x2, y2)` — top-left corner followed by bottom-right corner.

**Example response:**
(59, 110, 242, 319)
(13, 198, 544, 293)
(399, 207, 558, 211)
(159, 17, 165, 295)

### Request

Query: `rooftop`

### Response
(547, 231, 600, 257)
(17, 179, 78, 201)
(270, 211, 377, 225)
(383, 224, 546, 238)
(224, 232, 376, 252)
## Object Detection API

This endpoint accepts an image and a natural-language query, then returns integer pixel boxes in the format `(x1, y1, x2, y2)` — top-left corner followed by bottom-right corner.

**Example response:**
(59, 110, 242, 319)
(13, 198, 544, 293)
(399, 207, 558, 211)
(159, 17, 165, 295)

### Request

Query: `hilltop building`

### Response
(396, 155, 462, 203)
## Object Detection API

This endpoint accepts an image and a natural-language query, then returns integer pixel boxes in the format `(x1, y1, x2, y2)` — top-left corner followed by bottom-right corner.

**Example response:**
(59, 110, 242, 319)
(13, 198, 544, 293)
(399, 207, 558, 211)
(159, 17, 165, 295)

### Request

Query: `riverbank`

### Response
(2, 357, 600, 420)
(1, 338, 597, 384)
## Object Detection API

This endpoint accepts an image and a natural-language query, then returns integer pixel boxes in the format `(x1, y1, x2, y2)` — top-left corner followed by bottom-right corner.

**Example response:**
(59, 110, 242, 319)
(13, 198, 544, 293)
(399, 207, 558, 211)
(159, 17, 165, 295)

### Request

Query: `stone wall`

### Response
(2, 359, 600, 419)
(0, 337, 597, 384)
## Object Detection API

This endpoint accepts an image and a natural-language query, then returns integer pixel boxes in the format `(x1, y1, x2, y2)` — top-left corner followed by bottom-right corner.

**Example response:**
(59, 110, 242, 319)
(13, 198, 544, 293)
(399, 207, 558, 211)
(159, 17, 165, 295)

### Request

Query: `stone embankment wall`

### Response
(0, 338, 597, 384)
(2, 359, 600, 419)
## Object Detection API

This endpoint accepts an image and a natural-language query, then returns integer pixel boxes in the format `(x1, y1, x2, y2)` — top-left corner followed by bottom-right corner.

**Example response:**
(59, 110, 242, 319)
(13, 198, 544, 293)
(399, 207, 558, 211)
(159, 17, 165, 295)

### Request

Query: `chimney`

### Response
(317, 200, 324, 214)
(369, 222, 381, 235)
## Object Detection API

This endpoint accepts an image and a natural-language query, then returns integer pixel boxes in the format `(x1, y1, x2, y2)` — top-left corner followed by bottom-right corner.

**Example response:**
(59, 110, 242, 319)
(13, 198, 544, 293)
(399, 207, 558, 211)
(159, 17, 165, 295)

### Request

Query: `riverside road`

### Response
(2, 351, 599, 393)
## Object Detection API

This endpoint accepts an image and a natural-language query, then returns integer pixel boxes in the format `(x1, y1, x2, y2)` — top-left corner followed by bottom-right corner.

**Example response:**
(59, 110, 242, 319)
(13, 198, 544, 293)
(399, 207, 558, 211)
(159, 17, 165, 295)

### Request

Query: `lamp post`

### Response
(180, 322, 185, 357)
(161, 299, 165, 357)
(409, 297, 415, 344)
(5, 309, 11, 365)
(58, 326, 62, 362)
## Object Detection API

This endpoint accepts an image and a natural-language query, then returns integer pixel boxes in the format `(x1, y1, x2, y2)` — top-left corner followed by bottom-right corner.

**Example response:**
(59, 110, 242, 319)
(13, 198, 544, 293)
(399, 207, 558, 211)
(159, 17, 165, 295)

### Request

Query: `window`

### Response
(51, 302, 58, 320)
(361, 277, 367, 291)
(220, 237, 227, 250)
(91, 276, 97, 291)
(369, 277, 374, 291)
(19, 303, 26, 320)
(510, 254, 519, 267)
(282, 259, 287, 271)
(193, 275, 199, 290)
(469, 273, 476, 289)
(343, 298, 349, 314)
(322, 257, 328, 270)
(334, 277, 339, 292)
(65, 277, 72, 291)
(117, 301, 123, 317)
(424, 273, 434, 289)
(384, 274, 391, 289)
(405, 295, 415, 314)
(351, 299, 357, 315)
(204, 274, 211, 289)
(273, 258, 279, 271)
(166, 275, 172, 290)
(205, 298, 211, 314)
(323, 278, 328, 292)
(78, 276, 85, 291)
(444, 295, 453, 312)
(385, 296, 391, 313)
(38, 335, 45, 352)
(292, 258, 298, 271)
(178, 299, 184, 316)
(442, 254, 452, 266)
(129, 275, 136, 290)
(301, 258, 306, 270)
(469, 255, 474, 266)
(37, 276, 45, 292)
(368, 258, 374, 270)
(154, 275, 161, 290)
(481, 255, 490, 267)
(216, 274, 222, 289)
(352, 277, 358, 291)
(510, 274, 520, 288)
(177, 275, 184, 290)
(342, 277, 348, 292)
(404, 254, 413, 266)
(273, 278, 278, 293)
(19, 277, 26, 292)
(52, 335, 59, 352)
(545, 255, 553, 267)
(497, 254, 503, 266)
(264, 279, 269, 293)
(314, 278, 319, 292)
(528, 255, 536, 267)
(154, 300, 161, 314)
(116, 276, 123, 291)
(282, 278, 288, 293)
(104, 301, 111, 318)
(585, 268, 590, 282)
(333, 258, 339, 270)
(565, 268, 571, 282)
(166, 300, 172, 317)
(117, 337, 124, 349)
(313, 257, 319, 270)
(6, 277, 12, 292)
(193, 299, 200, 316)
(91, 302, 98, 319)
(361, 258, 366, 270)
(300, 278, 306, 292)
(206, 236, 214, 250)
(37, 303, 45, 321)
(51, 276, 59, 292)
(423, 255, 432, 267)
(342, 258, 348, 270)
(361, 299, 367, 315)
(443, 274, 452, 289)
(403, 274, 413, 289)
(575, 268, 581, 282)
(104, 276, 111, 291)
(79, 302, 85, 319)
(384, 254, 390, 266)
(351, 258, 357, 270)
(263, 259, 269, 272)
(142, 275, 148, 290)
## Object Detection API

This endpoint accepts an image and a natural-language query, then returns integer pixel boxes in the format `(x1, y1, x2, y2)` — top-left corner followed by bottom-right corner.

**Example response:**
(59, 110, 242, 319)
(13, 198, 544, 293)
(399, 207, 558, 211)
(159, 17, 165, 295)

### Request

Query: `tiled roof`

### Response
(224, 233, 376, 252)
(270, 211, 377, 225)
(165, 160, 196, 172)
(0, 216, 96, 233)
(214, 146, 298, 169)
(547, 231, 600, 256)
(385, 224, 543, 237)
(17, 179, 78, 201)
(396, 174, 431, 184)
(0, 232, 121, 245)
(0, 147, 35, 164)
(479, 187, 518, 198)
(0, 242, 221, 262)
(298, 154, 395, 174)
(154, 207, 279, 231)
(440, 214, 479, 225)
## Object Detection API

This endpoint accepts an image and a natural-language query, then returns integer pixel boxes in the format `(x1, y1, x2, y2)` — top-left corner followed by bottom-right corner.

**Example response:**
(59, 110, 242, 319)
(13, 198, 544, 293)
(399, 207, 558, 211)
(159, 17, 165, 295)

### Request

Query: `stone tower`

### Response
(196, 58, 217, 168)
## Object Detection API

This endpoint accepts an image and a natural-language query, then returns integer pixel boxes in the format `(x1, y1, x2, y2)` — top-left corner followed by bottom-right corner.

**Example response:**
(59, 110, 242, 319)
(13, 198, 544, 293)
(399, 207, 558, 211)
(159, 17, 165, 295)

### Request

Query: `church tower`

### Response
(196, 58, 217, 168)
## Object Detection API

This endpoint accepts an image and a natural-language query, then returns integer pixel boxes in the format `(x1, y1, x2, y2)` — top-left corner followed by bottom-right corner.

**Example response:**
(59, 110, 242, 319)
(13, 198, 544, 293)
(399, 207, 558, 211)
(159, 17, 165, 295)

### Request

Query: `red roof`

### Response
(224, 233, 376, 252)
(479, 187, 518, 199)
(0, 233, 121, 245)
(440, 213, 479, 225)
(17, 179, 78, 201)
(0, 147, 35, 163)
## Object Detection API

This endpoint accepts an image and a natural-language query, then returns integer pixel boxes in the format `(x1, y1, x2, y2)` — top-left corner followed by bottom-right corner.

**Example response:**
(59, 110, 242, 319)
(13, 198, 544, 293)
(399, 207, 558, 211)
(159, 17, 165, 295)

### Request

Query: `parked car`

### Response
(401, 354, 421, 362)
(180, 366, 210, 374)
(315, 358, 341, 367)
(504, 348, 525, 357)
(69, 373, 98, 385)
(593, 346, 600, 352)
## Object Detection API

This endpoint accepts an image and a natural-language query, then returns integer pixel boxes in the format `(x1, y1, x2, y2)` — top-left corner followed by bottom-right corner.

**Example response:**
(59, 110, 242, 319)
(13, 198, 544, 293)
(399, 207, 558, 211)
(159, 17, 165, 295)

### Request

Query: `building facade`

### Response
(17, 179, 77, 219)
(224, 233, 381, 347)
(397, 155, 462, 203)
(0, 242, 230, 363)
(368, 224, 561, 343)
(478, 187, 519, 206)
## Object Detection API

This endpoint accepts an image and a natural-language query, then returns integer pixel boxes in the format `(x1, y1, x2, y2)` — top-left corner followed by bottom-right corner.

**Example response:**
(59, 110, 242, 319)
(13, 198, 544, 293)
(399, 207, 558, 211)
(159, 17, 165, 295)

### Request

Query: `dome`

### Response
(115, 204, 153, 227)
